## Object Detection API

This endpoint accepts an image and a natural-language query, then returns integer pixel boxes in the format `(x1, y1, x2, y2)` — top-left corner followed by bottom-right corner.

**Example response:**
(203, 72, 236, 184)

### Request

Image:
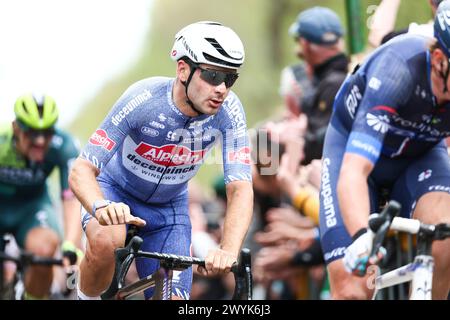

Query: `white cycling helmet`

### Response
(170, 21, 245, 70)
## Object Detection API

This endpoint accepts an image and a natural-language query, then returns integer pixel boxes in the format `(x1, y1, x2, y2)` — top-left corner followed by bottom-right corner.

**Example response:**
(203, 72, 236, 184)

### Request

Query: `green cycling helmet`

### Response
(14, 93, 59, 130)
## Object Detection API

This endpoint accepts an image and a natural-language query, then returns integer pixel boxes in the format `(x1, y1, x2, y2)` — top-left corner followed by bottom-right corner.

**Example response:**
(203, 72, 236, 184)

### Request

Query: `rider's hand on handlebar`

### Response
(95, 202, 146, 227)
(343, 228, 386, 277)
(197, 248, 237, 277)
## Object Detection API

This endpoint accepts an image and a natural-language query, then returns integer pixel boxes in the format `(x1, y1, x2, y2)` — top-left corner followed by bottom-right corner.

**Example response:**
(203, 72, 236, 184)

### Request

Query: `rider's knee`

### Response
(86, 229, 118, 262)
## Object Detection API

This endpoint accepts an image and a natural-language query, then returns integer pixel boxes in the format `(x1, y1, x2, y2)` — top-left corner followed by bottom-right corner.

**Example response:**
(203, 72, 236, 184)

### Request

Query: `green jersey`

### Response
(0, 123, 80, 198)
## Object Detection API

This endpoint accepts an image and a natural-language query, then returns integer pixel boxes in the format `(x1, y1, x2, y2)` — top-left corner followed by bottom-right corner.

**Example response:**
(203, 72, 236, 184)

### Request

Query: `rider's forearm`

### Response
(337, 154, 373, 237)
(69, 157, 104, 215)
(62, 197, 83, 247)
(221, 181, 253, 258)
(368, 0, 402, 47)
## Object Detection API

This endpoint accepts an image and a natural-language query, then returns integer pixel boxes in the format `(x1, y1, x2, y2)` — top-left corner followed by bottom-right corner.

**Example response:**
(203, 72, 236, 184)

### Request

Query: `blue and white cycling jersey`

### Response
(79, 77, 251, 299)
(81, 77, 251, 204)
(332, 34, 450, 163)
(319, 34, 450, 265)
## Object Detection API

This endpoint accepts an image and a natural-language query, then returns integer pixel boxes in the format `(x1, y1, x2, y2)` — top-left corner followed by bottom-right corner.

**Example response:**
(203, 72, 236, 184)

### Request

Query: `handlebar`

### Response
(102, 234, 253, 300)
(368, 200, 450, 260)
(0, 251, 63, 268)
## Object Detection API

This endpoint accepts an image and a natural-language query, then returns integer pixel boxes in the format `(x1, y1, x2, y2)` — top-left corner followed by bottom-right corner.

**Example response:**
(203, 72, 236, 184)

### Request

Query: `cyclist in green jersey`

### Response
(0, 93, 82, 299)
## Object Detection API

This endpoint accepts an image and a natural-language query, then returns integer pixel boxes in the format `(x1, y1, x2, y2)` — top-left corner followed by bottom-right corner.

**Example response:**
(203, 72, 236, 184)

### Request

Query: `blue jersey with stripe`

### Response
(81, 77, 251, 204)
(331, 34, 450, 164)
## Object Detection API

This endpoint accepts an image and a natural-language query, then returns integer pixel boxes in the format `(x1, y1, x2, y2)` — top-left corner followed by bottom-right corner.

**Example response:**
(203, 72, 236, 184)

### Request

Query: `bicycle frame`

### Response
(373, 254, 433, 300)
(102, 234, 253, 300)
(115, 267, 172, 300)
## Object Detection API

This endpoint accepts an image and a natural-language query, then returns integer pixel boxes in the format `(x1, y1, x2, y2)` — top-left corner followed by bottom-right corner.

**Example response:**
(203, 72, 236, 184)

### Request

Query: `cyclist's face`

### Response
(13, 121, 54, 162)
(430, 48, 450, 103)
(187, 63, 235, 115)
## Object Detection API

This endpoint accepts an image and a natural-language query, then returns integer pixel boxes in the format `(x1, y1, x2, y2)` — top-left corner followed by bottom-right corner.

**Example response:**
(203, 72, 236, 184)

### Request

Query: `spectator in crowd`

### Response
(288, 6, 349, 164)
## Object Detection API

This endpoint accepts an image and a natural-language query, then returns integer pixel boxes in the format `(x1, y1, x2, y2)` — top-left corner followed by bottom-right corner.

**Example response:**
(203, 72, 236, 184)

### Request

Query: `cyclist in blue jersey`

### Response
(0, 94, 82, 299)
(69, 21, 254, 300)
(319, 1, 450, 299)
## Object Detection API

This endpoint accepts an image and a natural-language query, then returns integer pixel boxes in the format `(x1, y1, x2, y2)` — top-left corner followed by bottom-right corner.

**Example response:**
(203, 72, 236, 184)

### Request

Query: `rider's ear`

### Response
(177, 60, 190, 82)
(432, 49, 447, 73)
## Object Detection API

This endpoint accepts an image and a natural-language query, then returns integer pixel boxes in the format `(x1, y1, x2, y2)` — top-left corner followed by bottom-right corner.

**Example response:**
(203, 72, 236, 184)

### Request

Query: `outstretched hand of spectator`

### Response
(266, 207, 315, 229)
(254, 220, 317, 248)
(253, 244, 300, 283)
(265, 113, 308, 146)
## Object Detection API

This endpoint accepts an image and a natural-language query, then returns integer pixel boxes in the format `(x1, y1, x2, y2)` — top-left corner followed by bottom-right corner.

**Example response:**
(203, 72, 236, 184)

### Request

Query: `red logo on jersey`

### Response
(227, 147, 251, 165)
(89, 129, 116, 151)
(135, 143, 206, 166)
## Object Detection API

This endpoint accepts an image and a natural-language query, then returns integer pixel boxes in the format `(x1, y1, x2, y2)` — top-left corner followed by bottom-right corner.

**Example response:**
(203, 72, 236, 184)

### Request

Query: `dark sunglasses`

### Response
(17, 121, 55, 141)
(194, 64, 239, 88)
(25, 129, 55, 141)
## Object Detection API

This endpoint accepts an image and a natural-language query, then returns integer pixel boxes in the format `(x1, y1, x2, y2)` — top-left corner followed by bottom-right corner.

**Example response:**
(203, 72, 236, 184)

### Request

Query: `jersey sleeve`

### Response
(219, 93, 252, 184)
(345, 49, 413, 164)
(80, 80, 153, 170)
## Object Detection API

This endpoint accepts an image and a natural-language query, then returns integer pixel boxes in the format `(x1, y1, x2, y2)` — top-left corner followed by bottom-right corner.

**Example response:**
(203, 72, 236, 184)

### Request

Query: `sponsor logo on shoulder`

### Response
(368, 77, 381, 90)
(224, 98, 246, 138)
(89, 129, 116, 151)
(345, 85, 362, 119)
(111, 89, 152, 126)
(227, 147, 251, 165)
(141, 126, 159, 137)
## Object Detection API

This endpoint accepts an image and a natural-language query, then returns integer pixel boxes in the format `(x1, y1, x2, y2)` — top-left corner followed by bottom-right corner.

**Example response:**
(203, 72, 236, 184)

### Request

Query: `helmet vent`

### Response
(37, 105, 44, 118)
(202, 52, 241, 68)
(21, 101, 30, 115)
(204, 38, 242, 61)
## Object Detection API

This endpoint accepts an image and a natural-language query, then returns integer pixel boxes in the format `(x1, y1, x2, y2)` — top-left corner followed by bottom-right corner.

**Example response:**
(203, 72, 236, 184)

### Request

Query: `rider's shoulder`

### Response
(378, 34, 431, 59)
(125, 76, 173, 94)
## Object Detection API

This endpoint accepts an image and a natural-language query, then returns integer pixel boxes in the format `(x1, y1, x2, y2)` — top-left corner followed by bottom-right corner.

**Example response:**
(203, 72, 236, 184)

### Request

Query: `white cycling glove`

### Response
(343, 228, 386, 277)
